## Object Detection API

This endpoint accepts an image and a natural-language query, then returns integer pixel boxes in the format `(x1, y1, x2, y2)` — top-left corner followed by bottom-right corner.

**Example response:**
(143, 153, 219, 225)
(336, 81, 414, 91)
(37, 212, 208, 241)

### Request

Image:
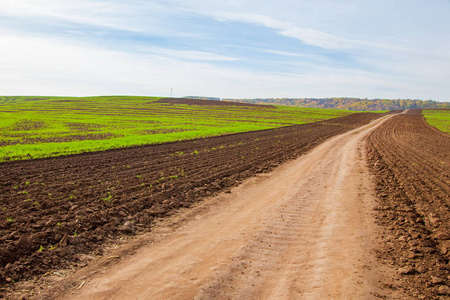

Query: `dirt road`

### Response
(53, 114, 396, 300)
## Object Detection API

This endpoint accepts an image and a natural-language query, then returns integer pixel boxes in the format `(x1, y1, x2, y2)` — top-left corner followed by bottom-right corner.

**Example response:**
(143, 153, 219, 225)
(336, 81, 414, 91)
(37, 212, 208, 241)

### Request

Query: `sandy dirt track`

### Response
(42, 114, 399, 300)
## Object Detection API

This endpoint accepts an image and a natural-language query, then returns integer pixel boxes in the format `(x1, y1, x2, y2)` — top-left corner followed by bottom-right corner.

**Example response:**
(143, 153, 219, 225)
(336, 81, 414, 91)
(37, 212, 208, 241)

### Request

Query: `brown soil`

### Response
(0, 112, 383, 298)
(35, 113, 397, 300)
(154, 97, 276, 107)
(367, 109, 450, 299)
(0, 134, 120, 147)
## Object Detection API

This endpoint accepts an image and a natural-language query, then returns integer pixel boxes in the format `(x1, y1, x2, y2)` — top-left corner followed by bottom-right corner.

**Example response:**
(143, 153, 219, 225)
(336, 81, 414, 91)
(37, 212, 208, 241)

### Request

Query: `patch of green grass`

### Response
(423, 110, 450, 134)
(0, 96, 357, 161)
(101, 192, 113, 202)
(370, 110, 390, 113)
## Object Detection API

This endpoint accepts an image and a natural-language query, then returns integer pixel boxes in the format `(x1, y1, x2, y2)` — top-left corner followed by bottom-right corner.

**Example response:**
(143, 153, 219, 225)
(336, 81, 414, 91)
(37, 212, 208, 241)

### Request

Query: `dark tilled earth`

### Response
(367, 110, 450, 299)
(0, 111, 385, 298)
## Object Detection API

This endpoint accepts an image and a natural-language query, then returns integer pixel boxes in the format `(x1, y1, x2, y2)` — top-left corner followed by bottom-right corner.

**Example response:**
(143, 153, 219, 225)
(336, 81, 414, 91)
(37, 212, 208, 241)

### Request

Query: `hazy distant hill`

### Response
(223, 98, 450, 111)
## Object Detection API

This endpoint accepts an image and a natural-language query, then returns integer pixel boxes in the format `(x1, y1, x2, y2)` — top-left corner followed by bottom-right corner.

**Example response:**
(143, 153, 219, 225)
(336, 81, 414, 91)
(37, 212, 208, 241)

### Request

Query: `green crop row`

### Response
(423, 110, 450, 134)
(0, 96, 356, 161)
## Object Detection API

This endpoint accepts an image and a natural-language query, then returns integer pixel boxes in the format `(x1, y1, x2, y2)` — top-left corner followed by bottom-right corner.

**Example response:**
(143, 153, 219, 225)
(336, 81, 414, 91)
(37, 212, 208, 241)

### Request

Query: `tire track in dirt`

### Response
(53, 114, 397, 300)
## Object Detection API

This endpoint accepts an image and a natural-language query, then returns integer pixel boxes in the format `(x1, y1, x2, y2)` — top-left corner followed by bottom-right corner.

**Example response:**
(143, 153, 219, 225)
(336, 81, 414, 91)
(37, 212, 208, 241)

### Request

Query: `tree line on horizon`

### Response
(223, 97, 449, 111)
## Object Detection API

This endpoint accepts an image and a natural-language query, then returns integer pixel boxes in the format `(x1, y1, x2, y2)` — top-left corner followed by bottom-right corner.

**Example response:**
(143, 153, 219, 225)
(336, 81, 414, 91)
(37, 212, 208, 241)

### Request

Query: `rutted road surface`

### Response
(55, 114, 396, 299)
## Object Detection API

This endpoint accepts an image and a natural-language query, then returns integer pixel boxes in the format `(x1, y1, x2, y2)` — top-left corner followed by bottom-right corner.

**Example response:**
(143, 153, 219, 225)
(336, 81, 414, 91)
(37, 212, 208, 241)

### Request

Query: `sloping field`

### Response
(0, 112, 384, 297)
(367, 110, 450, 299)
(423, 109, 450, 133)
(0, 96, 353, 162)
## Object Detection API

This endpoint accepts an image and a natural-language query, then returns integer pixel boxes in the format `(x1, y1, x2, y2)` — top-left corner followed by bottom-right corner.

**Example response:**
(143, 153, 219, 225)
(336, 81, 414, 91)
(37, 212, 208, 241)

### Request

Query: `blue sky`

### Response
(1, 0, 449, 101)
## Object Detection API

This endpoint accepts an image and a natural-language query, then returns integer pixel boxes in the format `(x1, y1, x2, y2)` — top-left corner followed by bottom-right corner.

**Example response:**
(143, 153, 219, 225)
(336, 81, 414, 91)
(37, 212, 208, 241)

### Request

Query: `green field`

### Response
(423, 110, 450, 134)
(0, 96, 356, 162)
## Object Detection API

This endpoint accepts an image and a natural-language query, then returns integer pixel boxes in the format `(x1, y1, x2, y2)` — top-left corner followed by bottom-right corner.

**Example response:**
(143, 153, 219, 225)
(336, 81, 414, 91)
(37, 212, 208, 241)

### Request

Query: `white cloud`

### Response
(216, 13, 355, 50)
(1, 0, 140, 32)
(0, 0, 449, 101)
(0, 33, 438, 100)
(280, 27, 351, 50)
(0, 34, 236, 95)
(145, 48, 238, 62)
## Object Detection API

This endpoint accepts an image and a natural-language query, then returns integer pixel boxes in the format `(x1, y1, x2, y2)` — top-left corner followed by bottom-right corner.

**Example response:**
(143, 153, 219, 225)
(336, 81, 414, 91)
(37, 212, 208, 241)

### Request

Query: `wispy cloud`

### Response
(144, 48, 238, 62)
(218, 13, 354, 50)
(0, 0, 449, 101)
(1, 0, 140, 32)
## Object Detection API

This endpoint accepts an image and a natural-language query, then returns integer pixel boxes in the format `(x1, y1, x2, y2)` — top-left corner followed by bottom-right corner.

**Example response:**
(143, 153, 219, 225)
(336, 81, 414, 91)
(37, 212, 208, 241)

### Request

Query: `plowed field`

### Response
(44, 111, 394, 300)
(0, 112, 383, 297)
(367, 109, 450, 299)
(0, 96, 353, 161)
